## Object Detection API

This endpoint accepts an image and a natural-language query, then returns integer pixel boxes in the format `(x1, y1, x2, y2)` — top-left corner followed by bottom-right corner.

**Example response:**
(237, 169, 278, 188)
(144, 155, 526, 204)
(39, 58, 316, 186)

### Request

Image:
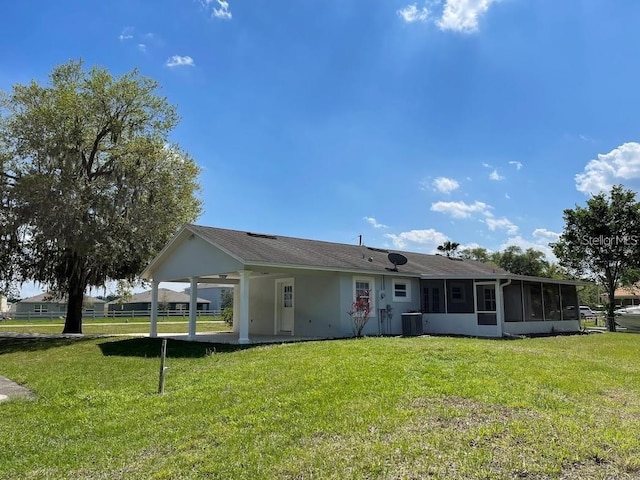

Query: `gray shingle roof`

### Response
(188, 224, 506, 277)
(19, 293, 106, 304)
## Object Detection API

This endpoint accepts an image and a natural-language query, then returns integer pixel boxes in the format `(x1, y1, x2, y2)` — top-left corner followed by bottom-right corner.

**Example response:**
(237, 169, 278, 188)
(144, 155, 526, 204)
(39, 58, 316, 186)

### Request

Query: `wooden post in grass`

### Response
(158, 338, 169, 395)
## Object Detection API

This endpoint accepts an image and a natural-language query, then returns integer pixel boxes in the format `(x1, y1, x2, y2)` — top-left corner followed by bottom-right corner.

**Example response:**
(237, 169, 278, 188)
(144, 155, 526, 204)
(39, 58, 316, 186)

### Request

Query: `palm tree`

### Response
(437, 241, 460, 258)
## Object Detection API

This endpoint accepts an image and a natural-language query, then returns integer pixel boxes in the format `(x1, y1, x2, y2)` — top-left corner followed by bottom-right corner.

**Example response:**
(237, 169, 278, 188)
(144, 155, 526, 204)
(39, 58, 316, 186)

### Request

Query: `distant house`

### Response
(183, 284, 233, 313)
(611, 285, 640, 307)
(0, 295, 7, 313)
(140, 224, 584, 343)
(108, 288, 210, 312)
(16, 293, 107, 316)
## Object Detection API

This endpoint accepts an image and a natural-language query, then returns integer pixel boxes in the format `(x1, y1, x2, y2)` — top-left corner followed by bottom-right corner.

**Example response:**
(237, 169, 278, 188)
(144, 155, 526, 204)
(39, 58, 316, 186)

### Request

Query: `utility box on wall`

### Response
(401, 312, 423, 336)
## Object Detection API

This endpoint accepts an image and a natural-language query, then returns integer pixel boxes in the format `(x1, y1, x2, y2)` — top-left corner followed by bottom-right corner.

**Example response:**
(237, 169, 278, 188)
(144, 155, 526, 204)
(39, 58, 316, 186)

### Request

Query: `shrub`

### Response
(221, 307, 233, 326)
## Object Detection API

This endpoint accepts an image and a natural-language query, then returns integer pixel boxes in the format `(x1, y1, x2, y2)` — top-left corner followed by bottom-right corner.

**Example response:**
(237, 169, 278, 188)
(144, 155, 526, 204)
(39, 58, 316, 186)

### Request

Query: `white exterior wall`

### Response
(151, 233, 243, 282)
(292, 272, 342, 337)
(244, 271, 424, 339)
(0, 295, 7, 313)
(247, 275, 277, 335)
(337, 273, 422, 337)
(503, 320, 580, 336)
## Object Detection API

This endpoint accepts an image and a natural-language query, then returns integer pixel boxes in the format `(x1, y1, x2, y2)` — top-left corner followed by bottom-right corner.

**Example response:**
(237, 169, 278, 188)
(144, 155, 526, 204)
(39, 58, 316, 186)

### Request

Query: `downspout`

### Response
(498, 278, 512, 338)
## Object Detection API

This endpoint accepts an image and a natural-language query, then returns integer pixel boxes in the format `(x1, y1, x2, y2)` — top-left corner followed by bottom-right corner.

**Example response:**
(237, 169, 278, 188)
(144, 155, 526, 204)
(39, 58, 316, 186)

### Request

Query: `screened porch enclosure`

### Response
(503, 280, 579, 322)
(419, 278, 580, 337)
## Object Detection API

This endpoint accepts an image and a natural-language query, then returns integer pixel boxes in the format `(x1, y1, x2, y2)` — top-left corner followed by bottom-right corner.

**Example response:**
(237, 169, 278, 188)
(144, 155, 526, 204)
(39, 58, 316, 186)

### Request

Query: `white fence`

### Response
(6, 309, 222, 321)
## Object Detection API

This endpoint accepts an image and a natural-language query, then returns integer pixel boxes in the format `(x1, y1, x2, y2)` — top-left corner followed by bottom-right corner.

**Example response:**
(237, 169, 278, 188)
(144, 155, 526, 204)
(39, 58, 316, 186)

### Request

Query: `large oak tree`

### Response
(552, 185, 640, 332)
(0, 61, 201, 333)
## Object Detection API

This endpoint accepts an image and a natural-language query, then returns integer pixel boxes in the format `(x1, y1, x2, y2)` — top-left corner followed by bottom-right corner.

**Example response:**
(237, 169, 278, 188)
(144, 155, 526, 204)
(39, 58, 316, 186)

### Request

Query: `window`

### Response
(34, 304, 47, 313)
(283, 285, 293, 308)
(392, 279, 411, 302)
(446, 280, 475, 314)
(451, 285, 465, 302)
(353, 277, 375, 316)
(421, 280, 445, 313)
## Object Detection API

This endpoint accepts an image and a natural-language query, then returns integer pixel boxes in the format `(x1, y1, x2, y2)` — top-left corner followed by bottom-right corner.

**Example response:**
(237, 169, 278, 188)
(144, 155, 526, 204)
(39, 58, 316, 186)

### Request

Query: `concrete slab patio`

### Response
(0, 375, 35, 402)
(156, 332, 327, 344)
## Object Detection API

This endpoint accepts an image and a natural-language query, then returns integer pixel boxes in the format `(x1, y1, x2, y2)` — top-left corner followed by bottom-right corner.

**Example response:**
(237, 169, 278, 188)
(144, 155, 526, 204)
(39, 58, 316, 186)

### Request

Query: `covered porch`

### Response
(141, 227, 312, 344)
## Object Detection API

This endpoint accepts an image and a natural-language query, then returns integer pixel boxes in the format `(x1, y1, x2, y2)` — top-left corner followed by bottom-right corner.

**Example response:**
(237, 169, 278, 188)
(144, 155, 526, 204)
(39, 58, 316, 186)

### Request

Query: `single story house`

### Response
(108, 288, 210, 312)
(140, 224, 583, 343)
(183, 284, 233, 313)
(16, 293, 107, 316)
(610, 285, 640, 307)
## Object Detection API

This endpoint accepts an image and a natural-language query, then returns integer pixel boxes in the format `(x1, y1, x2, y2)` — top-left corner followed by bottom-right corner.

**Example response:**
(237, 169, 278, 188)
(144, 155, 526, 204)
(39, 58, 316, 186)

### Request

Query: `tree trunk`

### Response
(607, 286, 617, 333)
(63, 279, 86, 334)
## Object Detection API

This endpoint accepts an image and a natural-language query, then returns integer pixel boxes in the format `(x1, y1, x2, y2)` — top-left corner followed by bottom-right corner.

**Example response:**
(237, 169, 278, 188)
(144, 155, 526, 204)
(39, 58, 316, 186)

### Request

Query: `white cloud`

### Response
(118, 27, 134, 41)
(385, 229, 448, 251)
(500, 235, 557, 262)
(432, 177, 460, 194)
(532, 228, 560, 244)
(575, 142, 640, 195)
(482, 162, 492, 168)
(200, 0, 232, 19)
(509, 161, 523, 170)
(489, 169, 504, 181)
(137, 44, 146, 53)
(213, 0, 232, 19)
(505, 193, 510, 199)
(437, 0, 498, 33)
(498, 228, 561, 262)
(579, 134, 596, 143)
(364, 216, 389, 229)
(484, 216, 518, 235)
(166, 55, 195, 67)
(431, 200, 490, 219)
(397, 3, 430, 23)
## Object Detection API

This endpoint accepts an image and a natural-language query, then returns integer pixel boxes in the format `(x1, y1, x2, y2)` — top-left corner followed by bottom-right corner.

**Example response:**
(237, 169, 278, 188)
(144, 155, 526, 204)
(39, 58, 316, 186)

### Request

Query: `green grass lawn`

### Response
(0, 320, 231, 335)
(0, 334, 639, 479)
(0, 315, 222, 325)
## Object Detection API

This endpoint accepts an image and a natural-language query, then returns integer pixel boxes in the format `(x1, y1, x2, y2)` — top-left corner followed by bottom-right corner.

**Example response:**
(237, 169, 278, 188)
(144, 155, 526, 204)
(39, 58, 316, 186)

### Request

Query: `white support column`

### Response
(188, 278, 199, 340)
(238, 270, 251, 344)
(495, 280, 504, 338)
(232, 285, 240, 333)
(150, 280, 159, 338)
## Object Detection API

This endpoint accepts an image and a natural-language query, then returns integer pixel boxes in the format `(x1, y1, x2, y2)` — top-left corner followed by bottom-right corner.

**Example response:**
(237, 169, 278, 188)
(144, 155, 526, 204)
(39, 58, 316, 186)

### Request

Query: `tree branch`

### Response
(86, 126, 111, 178)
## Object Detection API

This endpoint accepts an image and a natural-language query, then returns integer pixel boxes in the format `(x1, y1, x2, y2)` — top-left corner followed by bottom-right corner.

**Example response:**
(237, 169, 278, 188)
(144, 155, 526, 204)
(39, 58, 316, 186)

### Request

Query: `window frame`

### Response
(392, 279, 412, 303)
(353, 276, 376, 317)
(449, 282, 466, 303)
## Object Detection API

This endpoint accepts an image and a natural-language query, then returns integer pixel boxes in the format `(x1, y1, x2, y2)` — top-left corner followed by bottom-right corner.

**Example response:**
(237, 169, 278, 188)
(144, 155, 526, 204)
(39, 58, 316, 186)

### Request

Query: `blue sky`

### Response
(3, 0, 640, 297)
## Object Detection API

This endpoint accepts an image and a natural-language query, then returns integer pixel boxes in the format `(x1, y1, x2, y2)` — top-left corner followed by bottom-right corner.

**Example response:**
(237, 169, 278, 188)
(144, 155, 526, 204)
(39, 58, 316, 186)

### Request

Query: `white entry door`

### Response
(277, 279, 295, 334)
